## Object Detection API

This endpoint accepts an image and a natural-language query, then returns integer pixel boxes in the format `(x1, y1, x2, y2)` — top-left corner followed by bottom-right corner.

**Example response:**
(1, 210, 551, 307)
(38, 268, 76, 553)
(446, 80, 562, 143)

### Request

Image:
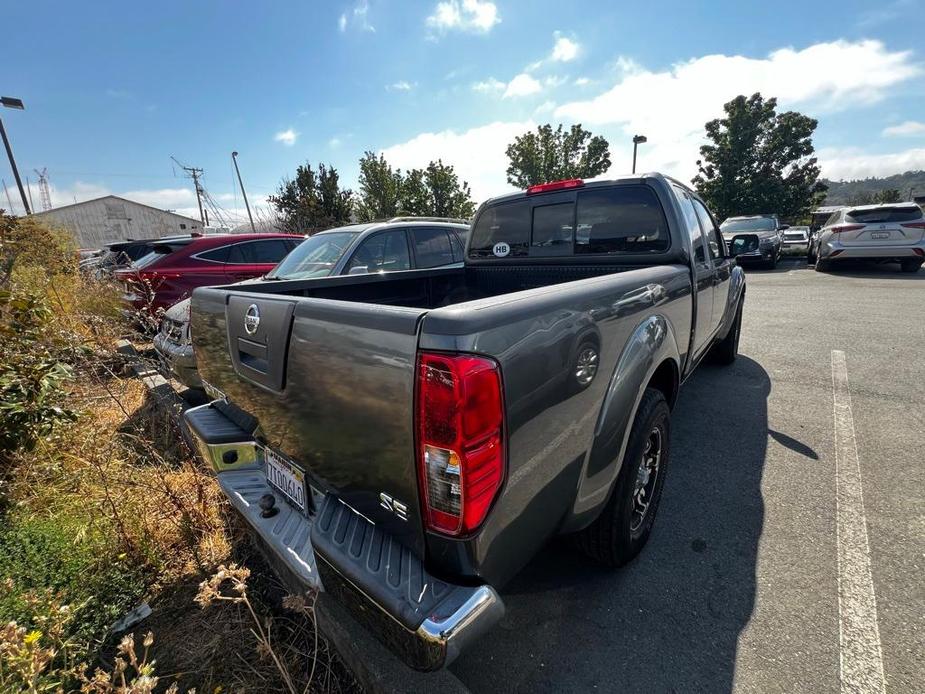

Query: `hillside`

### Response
(822, 170, 925, 205)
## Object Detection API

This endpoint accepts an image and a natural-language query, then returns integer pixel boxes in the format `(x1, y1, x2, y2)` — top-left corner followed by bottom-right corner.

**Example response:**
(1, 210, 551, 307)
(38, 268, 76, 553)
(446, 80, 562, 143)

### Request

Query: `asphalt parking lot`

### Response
(450, 258, 924, 693)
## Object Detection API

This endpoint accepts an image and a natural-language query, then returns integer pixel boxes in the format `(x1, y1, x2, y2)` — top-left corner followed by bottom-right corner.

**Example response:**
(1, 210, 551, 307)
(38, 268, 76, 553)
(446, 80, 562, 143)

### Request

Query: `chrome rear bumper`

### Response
(183, 401, 504, 671)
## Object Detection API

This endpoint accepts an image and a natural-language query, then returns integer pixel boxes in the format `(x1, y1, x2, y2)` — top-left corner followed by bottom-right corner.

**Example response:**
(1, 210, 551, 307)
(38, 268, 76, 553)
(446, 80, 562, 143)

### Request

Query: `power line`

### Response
(170, 156, 206, 225)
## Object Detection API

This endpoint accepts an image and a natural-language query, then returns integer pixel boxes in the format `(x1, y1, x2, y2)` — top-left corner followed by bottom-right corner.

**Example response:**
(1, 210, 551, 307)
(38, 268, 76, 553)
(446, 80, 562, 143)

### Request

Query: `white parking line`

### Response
(831, 350, 885, 694)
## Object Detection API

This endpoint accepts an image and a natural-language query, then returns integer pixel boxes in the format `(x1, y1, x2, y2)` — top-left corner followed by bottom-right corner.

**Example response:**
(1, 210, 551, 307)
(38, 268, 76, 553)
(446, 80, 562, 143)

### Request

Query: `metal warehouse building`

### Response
(31, 195, 202, 248)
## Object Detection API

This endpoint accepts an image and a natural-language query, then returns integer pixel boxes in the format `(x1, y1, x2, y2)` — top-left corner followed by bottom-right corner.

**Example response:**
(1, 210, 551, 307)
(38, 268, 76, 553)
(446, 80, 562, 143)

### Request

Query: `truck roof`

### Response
(478, 172, 695, 208)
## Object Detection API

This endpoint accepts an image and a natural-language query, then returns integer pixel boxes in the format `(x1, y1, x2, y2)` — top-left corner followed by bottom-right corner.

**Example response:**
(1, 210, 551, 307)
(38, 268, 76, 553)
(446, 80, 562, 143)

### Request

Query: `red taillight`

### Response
(901, 221, 925, 229)
(830, 224, 865, 234)
(416, 352, 504, 536)
(526, 178, 584, 195)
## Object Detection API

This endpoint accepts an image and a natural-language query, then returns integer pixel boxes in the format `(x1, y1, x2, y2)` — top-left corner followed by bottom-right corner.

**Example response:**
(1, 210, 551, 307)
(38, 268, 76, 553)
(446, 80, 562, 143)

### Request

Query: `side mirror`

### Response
(779, 224, 790, 231)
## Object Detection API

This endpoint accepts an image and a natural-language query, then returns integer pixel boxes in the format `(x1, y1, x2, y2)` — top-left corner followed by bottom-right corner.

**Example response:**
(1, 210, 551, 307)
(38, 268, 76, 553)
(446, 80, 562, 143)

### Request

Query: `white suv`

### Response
(809, 203, 925, 273)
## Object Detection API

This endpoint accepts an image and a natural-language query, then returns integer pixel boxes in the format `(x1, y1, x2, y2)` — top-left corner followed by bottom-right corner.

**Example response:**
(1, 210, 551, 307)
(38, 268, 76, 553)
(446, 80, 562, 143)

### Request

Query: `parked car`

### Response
(114, 233, 303, 316)
(782, 225, 810, 248)
(154, 218, 470, 389)
(82, 236, 193, 278)
(182, 173, 745, 671)
(808, 203, 925, 273)
(720, 214, 785, 268)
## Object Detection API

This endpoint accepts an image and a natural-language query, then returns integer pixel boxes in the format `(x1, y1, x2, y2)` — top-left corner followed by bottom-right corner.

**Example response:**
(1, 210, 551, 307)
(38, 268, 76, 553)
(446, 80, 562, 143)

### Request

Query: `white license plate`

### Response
(871, 232, 890, 239)
(264, 449, 307, 513)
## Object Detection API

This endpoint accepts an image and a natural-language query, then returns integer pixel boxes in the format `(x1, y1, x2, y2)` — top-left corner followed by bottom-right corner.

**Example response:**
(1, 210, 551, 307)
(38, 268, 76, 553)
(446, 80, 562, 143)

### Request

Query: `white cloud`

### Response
(340, 1, 375, 32)
(386, 80, 415, 92)
(381, 120, 533, 200)
(574, 77, 591, 86)
(504, 73, 543, 98)
(426, 0, 499, 35)
(274, 128, 298, 146)
(551, 35, 579, 62)
(534, 100, 556, 115)
(329, 137, 342, 148)
(882, 120, 925, 137)
(551, 39, 922, 180)
(818, 146, 925, 180)
(472, 77, 505, 93)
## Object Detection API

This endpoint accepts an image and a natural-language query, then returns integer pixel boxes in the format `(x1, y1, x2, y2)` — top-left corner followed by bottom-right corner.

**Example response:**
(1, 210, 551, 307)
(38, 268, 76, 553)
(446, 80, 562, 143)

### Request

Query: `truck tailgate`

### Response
(191, 287, 428, 554)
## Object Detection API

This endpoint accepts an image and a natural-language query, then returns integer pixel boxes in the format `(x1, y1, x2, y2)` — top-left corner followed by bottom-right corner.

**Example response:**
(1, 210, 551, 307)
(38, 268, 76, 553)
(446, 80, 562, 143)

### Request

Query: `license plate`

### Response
(264, 448, 307, 513)
(871, 232, 890, 239)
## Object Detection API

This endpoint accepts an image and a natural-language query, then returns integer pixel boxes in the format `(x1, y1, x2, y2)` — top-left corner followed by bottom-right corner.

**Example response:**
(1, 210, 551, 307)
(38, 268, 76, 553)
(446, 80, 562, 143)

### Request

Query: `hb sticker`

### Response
(493, 242, 511, 257)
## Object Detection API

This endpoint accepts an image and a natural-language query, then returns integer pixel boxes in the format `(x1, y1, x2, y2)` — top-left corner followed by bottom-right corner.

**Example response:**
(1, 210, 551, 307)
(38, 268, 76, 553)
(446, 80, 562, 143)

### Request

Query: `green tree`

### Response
(269, 162, 353, 234)
(875, 188, 902, 204)
(505, 123, 611, 188)
(356, 152, 403, 221)
(356, 154, 476, 221)
(692, 93, 827, 221)
(425, 160, 476, 219)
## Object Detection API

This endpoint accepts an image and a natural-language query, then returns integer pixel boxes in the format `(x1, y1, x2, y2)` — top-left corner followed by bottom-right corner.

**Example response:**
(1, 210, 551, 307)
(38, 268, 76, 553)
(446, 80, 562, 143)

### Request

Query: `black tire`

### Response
(815, 259, 830, 272)
(764, 252, 778, 270)
(900, 258, 923, 273)
(575, 388, 670, 567)
(807, 245, 817, 264)
(713, 295, 743, 365)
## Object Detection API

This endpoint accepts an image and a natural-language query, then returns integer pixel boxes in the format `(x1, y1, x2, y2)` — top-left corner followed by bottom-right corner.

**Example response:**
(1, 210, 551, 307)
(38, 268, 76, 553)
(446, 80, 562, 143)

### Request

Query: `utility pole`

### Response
(632, 134, 648, 175)
(0, 96, 30, 214)
(232, 151, 256, 232)
(25, 175, 34, 212)
(2, 178, 14, 212)
(171, 156, 206, 225)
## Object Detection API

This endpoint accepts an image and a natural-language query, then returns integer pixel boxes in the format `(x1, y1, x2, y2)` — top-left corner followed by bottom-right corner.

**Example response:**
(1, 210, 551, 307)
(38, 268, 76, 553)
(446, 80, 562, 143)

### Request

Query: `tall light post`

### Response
(0, 96, 30, 215)
(632, 134, 647, 175)
(232, 151, 256, 232)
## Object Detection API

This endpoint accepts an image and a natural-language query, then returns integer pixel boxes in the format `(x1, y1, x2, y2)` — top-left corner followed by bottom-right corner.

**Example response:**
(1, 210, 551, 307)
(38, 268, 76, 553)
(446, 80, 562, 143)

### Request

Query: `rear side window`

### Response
(846, 207, 923, 224)
(531, 203, 574, 256)
(575, 186, 669, 255)
(411, 228, 455, 268)
(469, 201, 531, 258)
(199, 245, 230, 262)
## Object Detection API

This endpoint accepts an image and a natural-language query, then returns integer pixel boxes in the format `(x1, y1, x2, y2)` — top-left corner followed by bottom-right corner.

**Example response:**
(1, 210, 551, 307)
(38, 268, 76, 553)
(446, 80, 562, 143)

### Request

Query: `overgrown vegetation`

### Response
(0, 212, 355, 692)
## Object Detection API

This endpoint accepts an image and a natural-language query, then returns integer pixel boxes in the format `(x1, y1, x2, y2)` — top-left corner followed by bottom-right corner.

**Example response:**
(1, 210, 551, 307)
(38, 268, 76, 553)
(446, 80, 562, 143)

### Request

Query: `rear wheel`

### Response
(900, 258, 923, 273)
(807, 244, 817, 264)
(713, 296, 743, 365)
(815, 259, 830, 272)
(575, 388, 670, 567)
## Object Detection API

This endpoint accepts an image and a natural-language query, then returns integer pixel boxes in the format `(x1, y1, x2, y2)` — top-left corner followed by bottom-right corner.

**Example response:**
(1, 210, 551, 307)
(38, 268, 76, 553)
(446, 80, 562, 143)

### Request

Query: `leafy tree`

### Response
(269, 162, 353, 234)
(692, 93, 827, 221)
(875, 188, 902, 204)
(356, 152, 403, 221)
(356, 154, 476, 221)
(505, 123, 611, 188)
(425, 160, 476, 219)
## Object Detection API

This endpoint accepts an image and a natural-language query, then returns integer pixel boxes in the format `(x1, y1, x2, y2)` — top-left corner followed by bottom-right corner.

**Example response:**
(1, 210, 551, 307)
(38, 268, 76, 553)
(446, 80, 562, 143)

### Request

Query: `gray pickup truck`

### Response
(184, 173, 745, 671)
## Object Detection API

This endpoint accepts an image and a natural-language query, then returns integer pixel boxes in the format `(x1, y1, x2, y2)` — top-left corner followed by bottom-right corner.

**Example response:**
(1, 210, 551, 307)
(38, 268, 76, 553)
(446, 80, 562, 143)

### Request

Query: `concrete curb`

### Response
(118, 338, 470, 694)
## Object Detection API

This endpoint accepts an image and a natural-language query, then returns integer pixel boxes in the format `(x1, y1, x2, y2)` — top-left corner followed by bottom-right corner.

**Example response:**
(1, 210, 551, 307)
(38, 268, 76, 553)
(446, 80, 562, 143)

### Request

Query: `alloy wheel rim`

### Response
(631, 427, 662, 532)
(575, 347, 599, 386)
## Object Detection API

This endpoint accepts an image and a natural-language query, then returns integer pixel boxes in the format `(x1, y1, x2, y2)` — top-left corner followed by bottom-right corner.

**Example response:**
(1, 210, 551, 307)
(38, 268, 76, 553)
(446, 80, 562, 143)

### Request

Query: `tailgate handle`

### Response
(237, 337, 269, 373)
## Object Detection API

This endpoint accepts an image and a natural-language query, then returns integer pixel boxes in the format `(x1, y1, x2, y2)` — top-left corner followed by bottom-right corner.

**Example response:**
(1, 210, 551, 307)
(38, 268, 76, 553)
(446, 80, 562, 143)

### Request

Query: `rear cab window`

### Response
(468, 184, 670, 259)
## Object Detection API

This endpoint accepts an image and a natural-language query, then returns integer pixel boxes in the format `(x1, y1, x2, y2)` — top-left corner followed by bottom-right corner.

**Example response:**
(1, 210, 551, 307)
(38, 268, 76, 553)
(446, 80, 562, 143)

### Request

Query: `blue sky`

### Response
(2, 0, 924, 224)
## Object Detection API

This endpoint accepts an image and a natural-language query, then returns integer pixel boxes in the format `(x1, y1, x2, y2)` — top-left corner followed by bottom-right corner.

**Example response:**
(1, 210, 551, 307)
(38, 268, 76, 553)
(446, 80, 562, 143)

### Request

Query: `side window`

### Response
(411, 228, 455, 268)
(198, 245, 230, 263)
(249, 239, 291, 263)
(575, 185, 669, 254)
(348, 230, 411, 274)
(531, 203, 574, 256)
(449, 230, 466, 262)
(674, 187, 707, 264)
(226, 243, 253, 264)
(692, 199, 725, 261)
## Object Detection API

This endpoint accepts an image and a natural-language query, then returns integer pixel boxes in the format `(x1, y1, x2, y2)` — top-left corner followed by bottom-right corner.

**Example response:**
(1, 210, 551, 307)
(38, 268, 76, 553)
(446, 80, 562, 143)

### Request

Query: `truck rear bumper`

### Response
(183, 402, 503, 671)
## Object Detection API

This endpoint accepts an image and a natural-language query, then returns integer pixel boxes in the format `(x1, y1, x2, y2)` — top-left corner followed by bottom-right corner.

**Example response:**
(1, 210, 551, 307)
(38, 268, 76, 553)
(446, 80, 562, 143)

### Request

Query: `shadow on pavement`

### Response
(814, 259, 925, 280)
(451, 357, 771, 693)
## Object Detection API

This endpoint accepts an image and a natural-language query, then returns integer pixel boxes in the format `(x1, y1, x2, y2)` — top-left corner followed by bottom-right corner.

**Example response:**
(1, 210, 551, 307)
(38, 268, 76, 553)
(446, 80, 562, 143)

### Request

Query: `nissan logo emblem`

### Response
(244, 304, 260, 335)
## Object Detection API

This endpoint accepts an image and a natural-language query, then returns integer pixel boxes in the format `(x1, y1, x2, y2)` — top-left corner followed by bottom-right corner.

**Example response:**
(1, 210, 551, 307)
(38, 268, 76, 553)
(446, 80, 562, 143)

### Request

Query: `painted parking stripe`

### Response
(831, 350, 885, 694)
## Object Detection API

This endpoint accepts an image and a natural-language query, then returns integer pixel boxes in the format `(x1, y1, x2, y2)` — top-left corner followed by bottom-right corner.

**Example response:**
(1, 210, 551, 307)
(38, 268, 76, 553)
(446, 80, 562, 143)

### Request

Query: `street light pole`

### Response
(232, 151, 256, 232)
(632, 134, 648, 175)
(0, 96, 30, 215)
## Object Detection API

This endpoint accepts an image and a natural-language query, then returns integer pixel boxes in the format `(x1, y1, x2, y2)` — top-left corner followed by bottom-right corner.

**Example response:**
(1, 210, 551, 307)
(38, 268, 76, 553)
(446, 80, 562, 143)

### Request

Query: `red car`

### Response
(115, 233, 303, 314)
